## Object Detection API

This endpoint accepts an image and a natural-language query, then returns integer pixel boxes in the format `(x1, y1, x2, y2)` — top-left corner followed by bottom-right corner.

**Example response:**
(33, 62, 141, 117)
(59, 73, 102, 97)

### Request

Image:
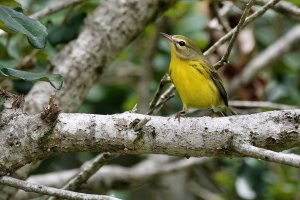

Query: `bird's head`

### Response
(160, 33, 203, 61)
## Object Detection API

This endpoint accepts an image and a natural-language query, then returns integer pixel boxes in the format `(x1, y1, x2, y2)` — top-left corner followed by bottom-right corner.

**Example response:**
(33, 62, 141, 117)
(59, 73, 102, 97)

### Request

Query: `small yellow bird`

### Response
(161, 33, 234, 117)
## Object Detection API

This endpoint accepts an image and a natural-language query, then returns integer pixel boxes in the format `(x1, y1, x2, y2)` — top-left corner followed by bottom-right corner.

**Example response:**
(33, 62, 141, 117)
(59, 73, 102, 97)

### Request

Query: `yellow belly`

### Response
(169, 60, 222, 111)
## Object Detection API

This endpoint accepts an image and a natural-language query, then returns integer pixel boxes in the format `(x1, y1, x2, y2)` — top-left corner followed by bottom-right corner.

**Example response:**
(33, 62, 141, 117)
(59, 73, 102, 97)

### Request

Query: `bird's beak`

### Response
(160, 32, 173, 42)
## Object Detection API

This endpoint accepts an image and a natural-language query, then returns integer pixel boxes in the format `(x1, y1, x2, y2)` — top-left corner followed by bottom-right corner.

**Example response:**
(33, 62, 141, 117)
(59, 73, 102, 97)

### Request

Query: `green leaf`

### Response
(0, 5, 47, 49)
(47, 12, 87, 46)
(0, 0, 21, 8)
(0, 67, 63, 90)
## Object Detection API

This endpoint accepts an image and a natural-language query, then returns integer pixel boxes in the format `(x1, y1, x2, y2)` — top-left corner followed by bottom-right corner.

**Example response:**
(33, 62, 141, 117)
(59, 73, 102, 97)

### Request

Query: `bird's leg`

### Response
(211, 108, 224, 117)
(175, 109, 186, 122)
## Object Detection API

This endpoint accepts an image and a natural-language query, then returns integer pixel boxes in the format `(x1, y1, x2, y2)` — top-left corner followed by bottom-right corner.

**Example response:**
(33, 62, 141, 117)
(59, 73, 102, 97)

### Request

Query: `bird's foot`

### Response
(175, 110, 186, 122)
(211, 108, 224, 118)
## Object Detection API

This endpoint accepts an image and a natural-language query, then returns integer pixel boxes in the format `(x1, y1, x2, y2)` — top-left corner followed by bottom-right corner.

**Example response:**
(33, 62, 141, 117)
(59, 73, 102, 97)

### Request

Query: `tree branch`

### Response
(15, 156, 211, 199)
(0, 176, 119, 200)
(0, 0, 177, 197)
(30, 0, 83, 19)
(229, 100, 299, 110)
(204, 0, 280, 57)
(233, 142, 300, 168)
(138, 19, 165, 113)
(149, 84, 176, 115)
(147, 74, 174, 115)
(229, 24, 300, 93)
(213, 0, 255, 70)
(47, 153, 119, 200)
(256, 0, 300, 21)
(0, 109, 299, 174)
(24, 0, 176, 114)
(212, 2, 231, 32)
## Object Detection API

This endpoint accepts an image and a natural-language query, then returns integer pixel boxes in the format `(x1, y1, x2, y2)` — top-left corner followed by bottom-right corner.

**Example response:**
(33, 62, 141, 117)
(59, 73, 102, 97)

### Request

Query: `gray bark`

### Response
(0, 1, 176, 197)
(24, 0, 176, 114)
(15, 156, 210, 199)
(0, 109, 299, 175)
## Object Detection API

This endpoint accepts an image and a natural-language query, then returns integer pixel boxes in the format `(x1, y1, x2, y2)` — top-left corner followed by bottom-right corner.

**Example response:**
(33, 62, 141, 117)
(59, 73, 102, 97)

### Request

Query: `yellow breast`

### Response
(169, 58, 222, 111)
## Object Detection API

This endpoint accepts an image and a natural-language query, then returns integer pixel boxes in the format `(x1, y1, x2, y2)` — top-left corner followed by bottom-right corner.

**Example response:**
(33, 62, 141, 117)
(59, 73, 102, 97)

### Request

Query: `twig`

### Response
(41, 94, 61, 123)
(233, 142, 300, 168)
(213, 0, 255, 70)
(16, 157, 212, 199)
(0, 89, 25, 110)
(30, 0, 83, 19)
(187, 181, 223, 200)
(138, 19, 165, 113)
(204, 0, 281, 57)
(147, 74, 171, 113)
(16, 49, 39, 70)
(255, 0, 300, 21)
(212, 2, 231, 32)
(229, 100, 299, 110)
(47, 152, 119, 200)
(229, 24, 300, 94)
(61, 153, 119, 191)
(0, 176, 120, 200)
(208, 1, 234, 31)
(148, 84, 176, 115)
(133, 117, 151, 131)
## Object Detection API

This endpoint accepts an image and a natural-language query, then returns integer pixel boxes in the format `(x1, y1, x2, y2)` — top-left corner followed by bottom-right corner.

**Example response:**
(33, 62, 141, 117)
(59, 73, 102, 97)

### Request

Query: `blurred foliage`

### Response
(0, 0, 21, 7)
(0, 5, 47, 48)
(0, 0, 300, 200)
(0, 66, 63, 89)
(47, 12, 87, 46)
(0, 1, 60, 109)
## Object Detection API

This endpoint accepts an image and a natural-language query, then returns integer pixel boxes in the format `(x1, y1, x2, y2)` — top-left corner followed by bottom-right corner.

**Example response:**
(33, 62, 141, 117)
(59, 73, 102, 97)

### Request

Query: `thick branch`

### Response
(1, 0, 177, 196)
(0, 109, 299, 174)
(24, 0, 176, 114)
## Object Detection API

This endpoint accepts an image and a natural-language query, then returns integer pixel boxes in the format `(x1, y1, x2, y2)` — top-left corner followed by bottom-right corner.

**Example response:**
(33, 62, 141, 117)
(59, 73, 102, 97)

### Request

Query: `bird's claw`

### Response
(175, 111, 186, 122)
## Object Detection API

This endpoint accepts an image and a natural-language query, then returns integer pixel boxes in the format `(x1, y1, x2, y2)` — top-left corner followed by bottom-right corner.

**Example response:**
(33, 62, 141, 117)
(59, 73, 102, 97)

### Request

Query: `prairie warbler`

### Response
(161, 33, 234, 117)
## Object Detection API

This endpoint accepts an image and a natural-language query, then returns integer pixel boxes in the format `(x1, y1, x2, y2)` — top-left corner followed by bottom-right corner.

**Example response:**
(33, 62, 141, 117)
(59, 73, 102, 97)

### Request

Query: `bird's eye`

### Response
(178, 41, 185, 46)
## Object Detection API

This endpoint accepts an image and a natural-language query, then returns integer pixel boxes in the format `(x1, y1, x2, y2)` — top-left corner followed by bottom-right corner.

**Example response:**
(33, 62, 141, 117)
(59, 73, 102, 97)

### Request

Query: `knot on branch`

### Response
(130, 117, 150, 132)
(41, 94, 61, 123)
(129, 117, 151, 149)
(0, 89, 25, 110)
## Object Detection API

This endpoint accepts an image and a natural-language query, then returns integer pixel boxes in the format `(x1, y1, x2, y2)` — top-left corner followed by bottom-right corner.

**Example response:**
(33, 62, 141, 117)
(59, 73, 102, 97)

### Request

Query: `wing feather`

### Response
(189, 60, 229, 107)
(210, 70, 228, 106)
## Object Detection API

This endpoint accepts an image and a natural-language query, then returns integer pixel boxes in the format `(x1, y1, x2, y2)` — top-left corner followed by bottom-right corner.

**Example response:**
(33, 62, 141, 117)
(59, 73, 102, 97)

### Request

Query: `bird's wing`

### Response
(210, 70, 228, 106)
(190, 60, 229, 106)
